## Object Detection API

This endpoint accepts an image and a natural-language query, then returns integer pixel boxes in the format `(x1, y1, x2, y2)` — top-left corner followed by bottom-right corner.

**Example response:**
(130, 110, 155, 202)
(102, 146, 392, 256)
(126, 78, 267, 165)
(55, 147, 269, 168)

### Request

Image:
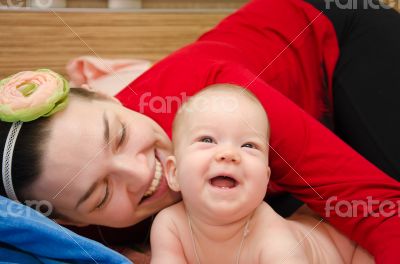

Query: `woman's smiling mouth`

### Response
(143, 158, 163, 198)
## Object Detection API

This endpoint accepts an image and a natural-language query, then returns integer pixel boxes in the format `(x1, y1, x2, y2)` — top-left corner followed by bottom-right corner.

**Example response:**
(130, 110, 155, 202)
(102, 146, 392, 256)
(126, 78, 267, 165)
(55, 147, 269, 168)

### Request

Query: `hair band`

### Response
(2, 121, 23, 201)
(1, 69, 70, 201)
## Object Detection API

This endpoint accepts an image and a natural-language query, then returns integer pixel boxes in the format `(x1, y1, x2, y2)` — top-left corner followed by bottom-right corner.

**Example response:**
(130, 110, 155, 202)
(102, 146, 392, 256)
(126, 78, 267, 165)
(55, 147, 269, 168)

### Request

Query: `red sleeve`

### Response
(118, 62, 400, 262)
(116, 0, 400, 262)
(197, 0, 339, 120)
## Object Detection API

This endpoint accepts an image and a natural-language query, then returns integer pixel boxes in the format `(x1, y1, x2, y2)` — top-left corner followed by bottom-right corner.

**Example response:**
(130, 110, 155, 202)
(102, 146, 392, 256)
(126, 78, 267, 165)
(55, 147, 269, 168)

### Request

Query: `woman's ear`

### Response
(165, 156, 180, 192)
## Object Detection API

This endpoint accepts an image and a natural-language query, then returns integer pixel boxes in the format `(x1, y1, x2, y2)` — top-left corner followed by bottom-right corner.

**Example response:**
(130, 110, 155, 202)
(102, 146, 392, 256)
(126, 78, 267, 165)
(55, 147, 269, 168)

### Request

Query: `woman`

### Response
(1, 0, 400, 263)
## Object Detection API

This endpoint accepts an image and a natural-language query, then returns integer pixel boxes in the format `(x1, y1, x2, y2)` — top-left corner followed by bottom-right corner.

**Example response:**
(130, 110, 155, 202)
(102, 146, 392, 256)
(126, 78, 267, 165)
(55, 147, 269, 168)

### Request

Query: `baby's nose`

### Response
(215, 149, 241, 163)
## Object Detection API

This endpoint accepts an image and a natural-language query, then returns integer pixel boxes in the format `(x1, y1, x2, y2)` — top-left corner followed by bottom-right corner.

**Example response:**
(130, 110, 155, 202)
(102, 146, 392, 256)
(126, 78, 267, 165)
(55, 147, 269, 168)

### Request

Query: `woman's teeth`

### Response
(143, 159, 163, 197)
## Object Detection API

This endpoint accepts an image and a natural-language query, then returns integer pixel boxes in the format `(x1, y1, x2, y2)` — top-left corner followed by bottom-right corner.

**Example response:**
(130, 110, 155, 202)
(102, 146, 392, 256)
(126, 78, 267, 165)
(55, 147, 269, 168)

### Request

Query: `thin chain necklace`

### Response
(187, 212, 251, 264)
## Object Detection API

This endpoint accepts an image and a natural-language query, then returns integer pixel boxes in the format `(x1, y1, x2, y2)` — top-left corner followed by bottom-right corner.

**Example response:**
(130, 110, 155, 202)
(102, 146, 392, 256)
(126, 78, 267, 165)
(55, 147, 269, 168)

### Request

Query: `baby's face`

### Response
(169, 90, 270, 223)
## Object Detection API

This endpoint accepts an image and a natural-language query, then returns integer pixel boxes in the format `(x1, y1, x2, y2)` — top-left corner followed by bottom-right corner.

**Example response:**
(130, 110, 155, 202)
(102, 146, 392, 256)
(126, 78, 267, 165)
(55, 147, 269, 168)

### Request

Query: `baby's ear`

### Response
(165, 156, 180, 192)
(266, 166, 271, 180)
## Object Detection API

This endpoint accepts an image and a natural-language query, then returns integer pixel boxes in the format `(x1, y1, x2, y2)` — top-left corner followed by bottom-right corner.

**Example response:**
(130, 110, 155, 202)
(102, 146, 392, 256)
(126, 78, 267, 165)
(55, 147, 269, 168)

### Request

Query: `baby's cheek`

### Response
(251, 170, 270, 192)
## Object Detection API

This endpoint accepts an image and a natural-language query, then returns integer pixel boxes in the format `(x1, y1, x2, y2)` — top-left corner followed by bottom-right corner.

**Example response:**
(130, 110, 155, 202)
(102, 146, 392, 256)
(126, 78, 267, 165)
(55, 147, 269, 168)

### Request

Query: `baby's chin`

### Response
(190, 201, 257, 225)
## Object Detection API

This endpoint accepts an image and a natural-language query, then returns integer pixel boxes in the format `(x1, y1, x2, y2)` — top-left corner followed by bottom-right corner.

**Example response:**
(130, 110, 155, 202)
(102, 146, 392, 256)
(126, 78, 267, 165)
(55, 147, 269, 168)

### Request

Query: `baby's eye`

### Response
(200, 137, 214, 144)
(242, 143, 255, 149)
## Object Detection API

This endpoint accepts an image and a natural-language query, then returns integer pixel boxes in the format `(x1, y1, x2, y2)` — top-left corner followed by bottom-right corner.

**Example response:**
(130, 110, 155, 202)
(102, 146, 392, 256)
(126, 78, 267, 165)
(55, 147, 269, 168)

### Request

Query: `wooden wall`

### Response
(142, 0, 246, 9)
(0, 10, 230, 78)
(0, 0, 397, 9)
(68, 0, 108, 8)
(67, 0, 247, 9)
(1, 0, 398, 78)
(0, 0, 247, 9)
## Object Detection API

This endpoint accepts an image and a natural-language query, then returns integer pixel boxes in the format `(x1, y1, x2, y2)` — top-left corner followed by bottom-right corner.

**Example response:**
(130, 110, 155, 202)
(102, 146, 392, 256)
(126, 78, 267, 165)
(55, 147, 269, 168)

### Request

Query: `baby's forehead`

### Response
(186, 86, 248, 109)
(183, 88, 264, 118)
(173, 87, 269, 140)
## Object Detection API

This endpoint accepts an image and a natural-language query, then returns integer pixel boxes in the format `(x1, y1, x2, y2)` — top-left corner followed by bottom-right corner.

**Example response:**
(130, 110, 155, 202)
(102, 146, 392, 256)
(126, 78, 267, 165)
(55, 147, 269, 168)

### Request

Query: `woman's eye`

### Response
(242, 143, 255, 149)
(96, 182, 109, 209)
(200, 137, 214, 143)
(116, 123, 127, 150)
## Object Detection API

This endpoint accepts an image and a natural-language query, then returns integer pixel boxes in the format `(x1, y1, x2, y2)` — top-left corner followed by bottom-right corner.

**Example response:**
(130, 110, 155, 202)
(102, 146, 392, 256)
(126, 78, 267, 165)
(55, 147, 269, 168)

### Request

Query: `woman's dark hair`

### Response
(0, 88, 111, 218)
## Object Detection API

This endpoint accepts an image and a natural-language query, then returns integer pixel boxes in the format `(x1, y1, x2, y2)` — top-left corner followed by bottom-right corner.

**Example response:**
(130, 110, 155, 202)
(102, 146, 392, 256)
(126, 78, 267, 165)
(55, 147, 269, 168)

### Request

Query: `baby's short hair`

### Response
(172, 83, 269, 146)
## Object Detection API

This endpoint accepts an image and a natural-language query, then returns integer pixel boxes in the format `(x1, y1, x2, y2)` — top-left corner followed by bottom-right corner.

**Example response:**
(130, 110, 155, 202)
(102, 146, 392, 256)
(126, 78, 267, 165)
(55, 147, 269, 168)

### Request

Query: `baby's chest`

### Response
(179, 231, 260, 264)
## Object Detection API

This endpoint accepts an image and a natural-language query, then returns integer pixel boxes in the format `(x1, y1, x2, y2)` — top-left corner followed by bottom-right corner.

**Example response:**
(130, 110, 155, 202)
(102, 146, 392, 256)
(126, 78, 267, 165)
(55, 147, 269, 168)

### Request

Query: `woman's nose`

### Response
(215, 148, 241, 163)
(114, 155, 149, 193)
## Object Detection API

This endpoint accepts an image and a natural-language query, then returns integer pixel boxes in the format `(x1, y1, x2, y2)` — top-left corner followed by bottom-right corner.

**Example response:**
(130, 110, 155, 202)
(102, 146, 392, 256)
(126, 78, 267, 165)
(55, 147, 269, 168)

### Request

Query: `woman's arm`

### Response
(117, 59, 400, 263)
(118, 54, 400, 264)
(214, 63, 400, 263)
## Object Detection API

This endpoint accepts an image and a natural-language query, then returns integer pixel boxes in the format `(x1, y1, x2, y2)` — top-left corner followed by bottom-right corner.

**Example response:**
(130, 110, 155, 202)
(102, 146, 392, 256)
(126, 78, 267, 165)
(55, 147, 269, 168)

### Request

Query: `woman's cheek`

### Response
(107, 192, 135, 216)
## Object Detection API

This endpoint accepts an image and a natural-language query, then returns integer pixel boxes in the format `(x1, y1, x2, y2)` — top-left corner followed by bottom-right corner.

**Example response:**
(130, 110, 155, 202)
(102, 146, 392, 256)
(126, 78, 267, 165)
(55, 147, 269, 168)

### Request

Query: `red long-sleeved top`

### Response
(116, 0, 400, 262)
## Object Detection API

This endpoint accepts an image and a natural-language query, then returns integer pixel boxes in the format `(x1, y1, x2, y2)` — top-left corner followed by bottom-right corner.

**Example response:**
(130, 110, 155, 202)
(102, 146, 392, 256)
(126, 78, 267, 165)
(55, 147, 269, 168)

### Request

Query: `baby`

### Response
(150, 84, 374, 264)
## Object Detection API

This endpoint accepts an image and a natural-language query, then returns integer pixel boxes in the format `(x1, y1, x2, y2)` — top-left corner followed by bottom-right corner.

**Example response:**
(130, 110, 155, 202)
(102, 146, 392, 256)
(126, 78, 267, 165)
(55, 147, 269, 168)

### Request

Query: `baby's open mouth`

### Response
(209, 176, 238, 189)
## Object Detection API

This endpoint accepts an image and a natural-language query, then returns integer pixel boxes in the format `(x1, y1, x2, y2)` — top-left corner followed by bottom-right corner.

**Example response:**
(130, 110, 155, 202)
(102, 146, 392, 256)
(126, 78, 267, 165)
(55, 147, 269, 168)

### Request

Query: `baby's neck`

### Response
(187, 211, 252, 244)
(186, 203, 278, 243)
(186, 209, 254, 264)
(185, 203, 281, 263)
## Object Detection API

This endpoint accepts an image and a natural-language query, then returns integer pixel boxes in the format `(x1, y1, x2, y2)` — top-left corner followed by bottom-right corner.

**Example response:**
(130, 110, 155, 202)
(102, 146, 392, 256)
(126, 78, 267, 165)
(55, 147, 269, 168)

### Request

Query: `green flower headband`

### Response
(0, 69, 69, 201)
(0, 69, 69, 122)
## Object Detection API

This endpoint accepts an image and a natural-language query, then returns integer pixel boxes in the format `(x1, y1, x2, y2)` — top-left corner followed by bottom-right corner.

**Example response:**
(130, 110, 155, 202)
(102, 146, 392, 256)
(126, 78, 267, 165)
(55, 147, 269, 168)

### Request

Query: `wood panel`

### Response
(0, 0, 27, 7)
(67, 0, 108, 8)
(1, 0, 398, 9)
(0, 10, 230, 78)
(0, 0, 246, 9)
(143, 0, 247, 9)
(382, 0, 400, 10)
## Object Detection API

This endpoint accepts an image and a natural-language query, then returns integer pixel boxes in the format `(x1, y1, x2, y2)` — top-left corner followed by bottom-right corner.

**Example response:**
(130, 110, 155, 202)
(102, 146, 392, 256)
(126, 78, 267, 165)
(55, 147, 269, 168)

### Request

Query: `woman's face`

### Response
(31, 95, 181, 227)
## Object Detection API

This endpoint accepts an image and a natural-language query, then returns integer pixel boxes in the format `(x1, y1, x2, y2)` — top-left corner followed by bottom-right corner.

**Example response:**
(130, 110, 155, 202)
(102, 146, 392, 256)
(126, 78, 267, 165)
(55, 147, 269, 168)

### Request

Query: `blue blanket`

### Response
(0, 196, 132, 263)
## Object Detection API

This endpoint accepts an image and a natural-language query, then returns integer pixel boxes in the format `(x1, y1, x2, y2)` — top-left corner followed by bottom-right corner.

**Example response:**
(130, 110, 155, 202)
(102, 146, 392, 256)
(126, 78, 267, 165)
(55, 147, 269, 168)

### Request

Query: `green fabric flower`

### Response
(0, 69, 70, 122)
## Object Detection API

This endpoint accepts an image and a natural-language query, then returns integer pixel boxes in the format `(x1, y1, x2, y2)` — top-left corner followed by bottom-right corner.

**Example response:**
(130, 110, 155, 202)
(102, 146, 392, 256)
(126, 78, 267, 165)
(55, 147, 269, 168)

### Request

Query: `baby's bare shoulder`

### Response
(152, 202, 186, 232)
(150, 203, 189, 264)
(245, 204, 309, 263)
(256, 224, 310, 263)
(158, 202, 185, 216)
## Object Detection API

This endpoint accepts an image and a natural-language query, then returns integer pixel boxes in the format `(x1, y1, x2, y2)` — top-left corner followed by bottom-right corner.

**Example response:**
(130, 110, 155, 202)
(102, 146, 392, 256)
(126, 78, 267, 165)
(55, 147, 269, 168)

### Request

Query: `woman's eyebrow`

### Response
(103, 110, 110, 146)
